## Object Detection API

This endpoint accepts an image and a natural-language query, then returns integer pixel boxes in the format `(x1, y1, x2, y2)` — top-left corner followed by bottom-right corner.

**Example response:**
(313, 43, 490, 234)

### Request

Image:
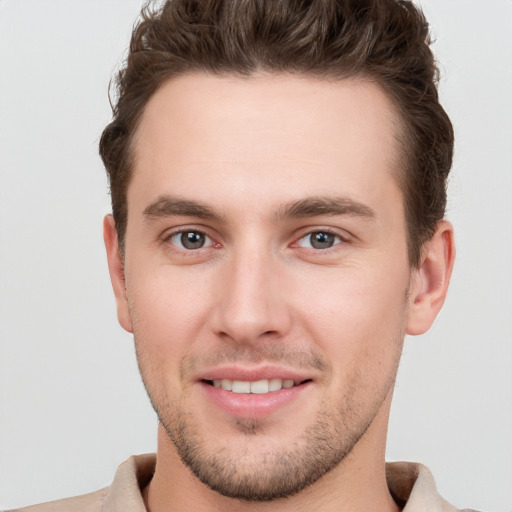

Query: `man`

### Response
(9, 0, 478, 510)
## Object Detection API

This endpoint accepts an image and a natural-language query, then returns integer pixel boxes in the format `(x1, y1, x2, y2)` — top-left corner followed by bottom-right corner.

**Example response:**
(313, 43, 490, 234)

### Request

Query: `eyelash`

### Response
(294, 229, 347, 251)
(163, 227, 217, 253)
(162, 227, 349, 254)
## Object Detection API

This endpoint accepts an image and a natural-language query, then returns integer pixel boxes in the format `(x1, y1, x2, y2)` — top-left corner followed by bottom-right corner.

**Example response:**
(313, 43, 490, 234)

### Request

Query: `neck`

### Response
(143, 396, 400, 512)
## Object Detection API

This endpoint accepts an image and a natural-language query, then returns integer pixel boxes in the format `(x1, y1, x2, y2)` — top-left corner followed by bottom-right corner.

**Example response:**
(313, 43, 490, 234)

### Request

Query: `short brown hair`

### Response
(99, 0, 454, 267)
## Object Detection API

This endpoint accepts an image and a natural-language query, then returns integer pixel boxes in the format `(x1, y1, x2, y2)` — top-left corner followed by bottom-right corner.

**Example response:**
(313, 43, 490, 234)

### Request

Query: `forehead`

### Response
(129, 73, 403, 216)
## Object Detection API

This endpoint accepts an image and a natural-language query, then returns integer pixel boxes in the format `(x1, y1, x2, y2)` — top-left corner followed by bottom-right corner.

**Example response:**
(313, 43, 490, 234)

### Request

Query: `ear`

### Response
(406, 220, 456, 335)
(103, 215, 133, 333)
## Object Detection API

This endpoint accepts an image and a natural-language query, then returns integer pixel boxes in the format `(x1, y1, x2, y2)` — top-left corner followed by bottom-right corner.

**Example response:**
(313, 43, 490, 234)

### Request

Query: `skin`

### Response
(104, 73, 455, 512)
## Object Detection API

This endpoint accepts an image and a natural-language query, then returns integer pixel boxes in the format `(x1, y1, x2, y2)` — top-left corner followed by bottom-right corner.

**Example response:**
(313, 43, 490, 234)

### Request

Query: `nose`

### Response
(210, 246, 292, 345)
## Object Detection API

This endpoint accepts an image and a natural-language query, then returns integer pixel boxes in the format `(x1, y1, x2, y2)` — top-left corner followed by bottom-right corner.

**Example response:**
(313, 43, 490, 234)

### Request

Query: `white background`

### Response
(0, 0, 511, 510)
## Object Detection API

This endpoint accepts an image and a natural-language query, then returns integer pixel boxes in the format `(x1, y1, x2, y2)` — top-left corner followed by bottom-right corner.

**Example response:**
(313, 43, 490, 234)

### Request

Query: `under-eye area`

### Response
(203, 378, 312, 394)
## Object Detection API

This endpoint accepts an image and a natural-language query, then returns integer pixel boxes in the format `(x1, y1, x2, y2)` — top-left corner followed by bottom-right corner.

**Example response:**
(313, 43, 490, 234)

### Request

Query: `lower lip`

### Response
(200, 381, 311, 419)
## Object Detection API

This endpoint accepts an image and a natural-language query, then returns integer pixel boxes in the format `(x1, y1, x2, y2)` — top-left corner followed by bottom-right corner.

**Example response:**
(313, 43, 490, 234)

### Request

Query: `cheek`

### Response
(295, 271, 407, 412)
(292, 262, 409, 360)
(126, 266, 215, 356)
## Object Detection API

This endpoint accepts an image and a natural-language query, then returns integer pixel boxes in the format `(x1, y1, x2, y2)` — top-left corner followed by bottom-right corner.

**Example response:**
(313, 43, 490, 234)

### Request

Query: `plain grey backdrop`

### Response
(0, 0, 511, 510)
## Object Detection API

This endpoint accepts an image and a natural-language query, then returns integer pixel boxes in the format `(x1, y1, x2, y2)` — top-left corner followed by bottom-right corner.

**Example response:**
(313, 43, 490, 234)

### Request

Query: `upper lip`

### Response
(196, 365, 314, 383)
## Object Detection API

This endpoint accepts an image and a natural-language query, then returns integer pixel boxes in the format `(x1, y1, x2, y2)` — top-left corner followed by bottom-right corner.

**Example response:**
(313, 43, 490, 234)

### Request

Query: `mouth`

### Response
(202, 378, 312, 394)
(197, 367, 315, 418)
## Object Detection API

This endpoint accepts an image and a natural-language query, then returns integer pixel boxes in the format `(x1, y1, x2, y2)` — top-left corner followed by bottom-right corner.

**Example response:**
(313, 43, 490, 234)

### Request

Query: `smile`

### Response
(200, 374, 313, 418)
(206, 378, 305, 394)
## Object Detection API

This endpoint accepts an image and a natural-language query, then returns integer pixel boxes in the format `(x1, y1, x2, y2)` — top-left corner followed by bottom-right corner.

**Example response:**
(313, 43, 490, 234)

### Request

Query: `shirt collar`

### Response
(103, 455, 459, 512)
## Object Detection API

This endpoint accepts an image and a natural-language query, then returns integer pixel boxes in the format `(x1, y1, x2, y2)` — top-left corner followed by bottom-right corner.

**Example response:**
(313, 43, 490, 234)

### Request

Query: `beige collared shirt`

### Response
(7, 454, 477, 512)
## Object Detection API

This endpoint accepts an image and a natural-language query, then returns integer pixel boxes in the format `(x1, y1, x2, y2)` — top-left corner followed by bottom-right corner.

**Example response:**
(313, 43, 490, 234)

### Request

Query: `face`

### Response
(108, 74, 424, 500)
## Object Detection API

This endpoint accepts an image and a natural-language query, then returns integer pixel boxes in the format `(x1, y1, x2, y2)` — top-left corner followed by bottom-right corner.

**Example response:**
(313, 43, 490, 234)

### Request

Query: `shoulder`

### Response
(3, 454, 155, 512)
(386, 461, 482, 512)
(3, 487, 108, 512)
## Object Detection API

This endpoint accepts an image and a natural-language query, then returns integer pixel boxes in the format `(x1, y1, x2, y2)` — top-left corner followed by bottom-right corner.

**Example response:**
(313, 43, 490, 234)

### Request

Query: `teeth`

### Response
(211, 378, 301, 394)
(268, 378, 283, 392)
(220, 379, 232, 391)
(250, 380, 269, 394)
(232, 381, 251, 394)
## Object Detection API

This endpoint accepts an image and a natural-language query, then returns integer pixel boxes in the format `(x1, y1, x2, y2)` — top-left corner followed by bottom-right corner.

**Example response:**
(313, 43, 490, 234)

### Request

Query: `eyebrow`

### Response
(275, 196, 376, 221)
(143, 196, 224, 221)
(142, 195, 376, 223)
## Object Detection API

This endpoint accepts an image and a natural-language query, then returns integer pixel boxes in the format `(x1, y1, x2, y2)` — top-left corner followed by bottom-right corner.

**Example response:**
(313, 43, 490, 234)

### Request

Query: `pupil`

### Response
(181, 231, 205, 249)
(311, 232, 334, 249)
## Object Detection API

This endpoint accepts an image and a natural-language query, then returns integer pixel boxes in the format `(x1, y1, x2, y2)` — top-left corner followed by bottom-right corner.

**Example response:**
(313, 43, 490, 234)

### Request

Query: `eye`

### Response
(297, 231, 342, 250)
(168, 230, 214, 250)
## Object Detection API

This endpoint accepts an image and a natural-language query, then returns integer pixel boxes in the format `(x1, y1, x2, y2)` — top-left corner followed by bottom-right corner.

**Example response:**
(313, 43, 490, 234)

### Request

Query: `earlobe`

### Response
(406, 220, 456, 336)
(103, 215, 133, 333)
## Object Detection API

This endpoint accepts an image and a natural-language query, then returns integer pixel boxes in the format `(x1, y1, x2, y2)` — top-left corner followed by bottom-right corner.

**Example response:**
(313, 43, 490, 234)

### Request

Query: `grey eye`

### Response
(298, 231, 341, 250)
(170, 231, 211, 250)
